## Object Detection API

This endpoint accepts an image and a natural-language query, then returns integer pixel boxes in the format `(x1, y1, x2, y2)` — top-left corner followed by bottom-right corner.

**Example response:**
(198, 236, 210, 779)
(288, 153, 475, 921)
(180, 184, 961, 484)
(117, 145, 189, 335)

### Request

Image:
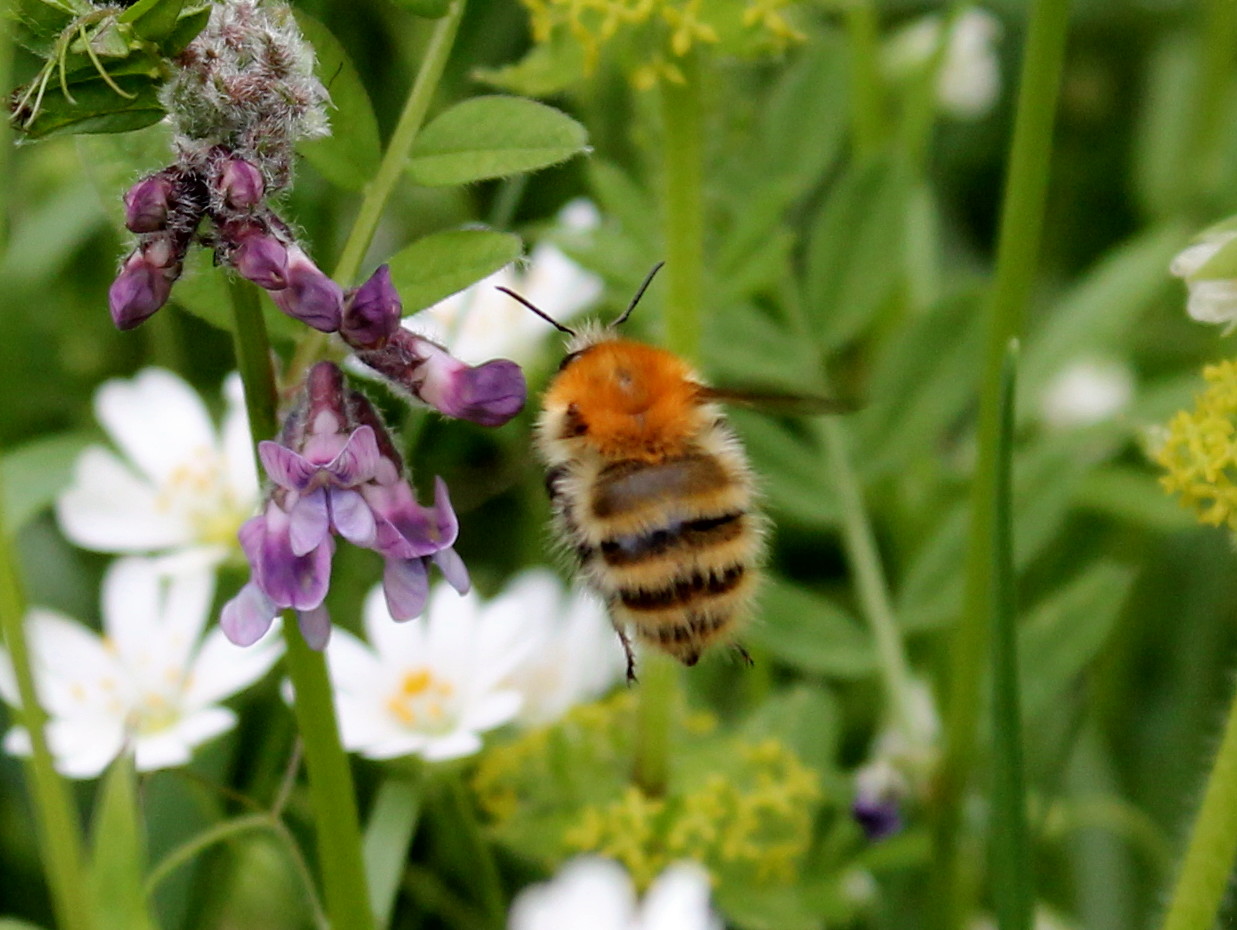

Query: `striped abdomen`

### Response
(551, 441, 761, 666)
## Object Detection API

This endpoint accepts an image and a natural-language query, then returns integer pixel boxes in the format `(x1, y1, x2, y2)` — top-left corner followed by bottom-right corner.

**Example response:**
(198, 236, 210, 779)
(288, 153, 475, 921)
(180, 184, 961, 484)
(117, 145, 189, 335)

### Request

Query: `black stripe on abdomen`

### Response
(600, 511, 744, 567)
(619, 564, 745, 612)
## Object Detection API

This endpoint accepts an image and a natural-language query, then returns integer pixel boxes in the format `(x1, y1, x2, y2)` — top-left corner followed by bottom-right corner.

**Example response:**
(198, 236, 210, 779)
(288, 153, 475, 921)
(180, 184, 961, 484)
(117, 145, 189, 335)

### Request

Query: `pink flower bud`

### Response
(269, 245, 343, 333)
(218, 157, 265, 209)
(341, 264, 402, 349)
(123, 174, 173, 233)
(107, 237, 182, 330)
(231, 229, 289, 290)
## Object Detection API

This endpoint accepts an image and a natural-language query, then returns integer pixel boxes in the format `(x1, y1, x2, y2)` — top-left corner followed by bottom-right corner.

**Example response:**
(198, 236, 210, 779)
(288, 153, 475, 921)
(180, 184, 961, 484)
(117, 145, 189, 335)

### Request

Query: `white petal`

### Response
(325, 626, 385, 695)
(100, 557, 163, 658)
(334, 693, 411, 755)
(1171, 239, 1226, 279)
(0, 650, 18, 706)
(420, 729, 482, 762)
(45, 716, 126, 779)
(56, 447, 191, 552)
(461, 689, 522, 734)
(640, 862, 721, 930)
(221, 373, 260, 504)
(508, 857, 634, 930)
(1187, 279, 1237, 324)
(364, 584, 431, 662)
(184, 628, 283, 708)
(135, 706, 236, 771)
(94, 369, 218, 484)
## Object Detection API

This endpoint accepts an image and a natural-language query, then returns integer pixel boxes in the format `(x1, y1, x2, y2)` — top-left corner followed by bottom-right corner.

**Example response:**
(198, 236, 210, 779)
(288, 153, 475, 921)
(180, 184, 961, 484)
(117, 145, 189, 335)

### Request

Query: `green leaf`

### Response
(407, 96, 588, 187)
(473, 31, 588, 98)
(0, 433, 92, 533)
(387, 228, 522, 313)
(171, 249, 304, 343)
(10, 0, 87, 53)
(0, 920, 53, 930)
(159, 2, 209, 56)
(119, 0, 184, 42)
(728, 410, 839, 528)
(15, 73, 165, 139)
(293, 11, 382, 191)
(1018, 562, 1133, 723)
(802, 154, 911, 349)
(739, 684, 841, 777)
(745, 577, 875, 678)
(89, 754, 156, 930)
(76, 121, 175, 230)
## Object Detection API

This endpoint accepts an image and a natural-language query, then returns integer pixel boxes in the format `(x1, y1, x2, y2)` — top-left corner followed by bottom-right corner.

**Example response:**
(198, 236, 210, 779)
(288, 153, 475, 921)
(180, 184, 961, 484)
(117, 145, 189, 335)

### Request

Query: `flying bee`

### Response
(499, 263, 852, 681)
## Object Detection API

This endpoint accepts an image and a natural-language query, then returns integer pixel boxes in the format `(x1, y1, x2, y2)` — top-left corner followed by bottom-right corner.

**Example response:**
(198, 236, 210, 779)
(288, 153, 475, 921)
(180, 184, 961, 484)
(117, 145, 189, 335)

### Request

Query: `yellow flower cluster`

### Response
(471, 692, 823, 891)
(519, 0, 803, 86)
(564, 738, 821, 888)
(1155, 359, 1237, 528)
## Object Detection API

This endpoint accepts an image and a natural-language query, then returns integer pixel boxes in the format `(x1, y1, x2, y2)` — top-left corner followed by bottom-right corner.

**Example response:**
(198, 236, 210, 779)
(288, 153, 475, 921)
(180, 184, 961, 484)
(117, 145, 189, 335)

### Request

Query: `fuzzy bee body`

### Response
(537, 327, 764, 675)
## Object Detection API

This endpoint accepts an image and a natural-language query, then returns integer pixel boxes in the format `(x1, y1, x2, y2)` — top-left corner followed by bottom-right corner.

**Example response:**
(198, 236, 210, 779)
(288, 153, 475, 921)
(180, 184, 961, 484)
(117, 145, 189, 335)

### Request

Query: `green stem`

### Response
(364, 773, 423, 928)
(658, 53, 704, 365)
(989, 342, 1032, 930)
(227, 279, 376, 930)
(845, 0, 886, 159)
(0, 0, 13, 254)
(935, 0, 1071, 926)
(0, 495, 92, 930)
(441, 773, 505, 929)
(332, 0, 464, 284)
(818, 419, 917, 740)
(1185, 0, 1237, 206)
(289, 0, 466, 380)
(1159, 684, 1237, 930)
(633, 653, 677, 797)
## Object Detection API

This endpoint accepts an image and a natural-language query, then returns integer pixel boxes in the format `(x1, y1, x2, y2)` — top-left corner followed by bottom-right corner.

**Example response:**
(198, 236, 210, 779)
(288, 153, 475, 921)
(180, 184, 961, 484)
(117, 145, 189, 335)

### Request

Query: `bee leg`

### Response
(735, 643, 754, 667)
(616, 627, 638, 684)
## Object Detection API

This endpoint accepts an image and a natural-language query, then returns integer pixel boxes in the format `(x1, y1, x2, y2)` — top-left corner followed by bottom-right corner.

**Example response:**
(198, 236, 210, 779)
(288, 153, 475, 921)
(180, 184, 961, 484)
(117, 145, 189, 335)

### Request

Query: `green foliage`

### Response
(387, 228, 523, 312)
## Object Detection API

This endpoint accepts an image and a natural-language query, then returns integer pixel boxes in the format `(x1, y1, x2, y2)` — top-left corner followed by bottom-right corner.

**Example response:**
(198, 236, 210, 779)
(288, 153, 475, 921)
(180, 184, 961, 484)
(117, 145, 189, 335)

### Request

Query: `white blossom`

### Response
(1039, 358, 1134, 429)
(55, 369, 259, 571)
(0, 558, 282, 778)
(405, 200, 603, 366)
(885, 8, 1002, 120)
(1171, 228, 1237, 329)
(325, 583, 530, 761)
(508, 858, 722, 930)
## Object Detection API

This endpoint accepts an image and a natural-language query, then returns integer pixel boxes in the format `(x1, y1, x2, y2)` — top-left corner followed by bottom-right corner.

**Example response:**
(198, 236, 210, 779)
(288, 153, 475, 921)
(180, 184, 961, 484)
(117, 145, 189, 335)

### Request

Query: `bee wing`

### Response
(698, 385, 861, 415)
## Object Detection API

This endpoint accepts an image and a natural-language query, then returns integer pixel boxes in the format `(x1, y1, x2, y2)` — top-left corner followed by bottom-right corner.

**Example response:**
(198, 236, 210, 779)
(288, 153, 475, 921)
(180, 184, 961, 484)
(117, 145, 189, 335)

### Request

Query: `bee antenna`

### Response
(611, 261, 665, 328)
(496, 286, 577, 336)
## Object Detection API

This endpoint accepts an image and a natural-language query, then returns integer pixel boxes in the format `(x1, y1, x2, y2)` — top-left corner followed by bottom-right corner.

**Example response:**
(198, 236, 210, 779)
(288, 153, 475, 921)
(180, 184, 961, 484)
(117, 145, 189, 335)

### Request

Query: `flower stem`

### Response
(227, 278, 376, 930)
(364, 773, 423, 928)
(1159, 683, 1237, 930)
(933, 0, 1070, 926)
(845, 0, 886, 160)
(658, 53, 704, 365)
(332, 0, 464, 285)
(288, 0, 465, 380)
(633, 652, 677, 797)
(0, 495, 92, 930)
(441, 773, 505, 929)
(0, 0, 13, 253)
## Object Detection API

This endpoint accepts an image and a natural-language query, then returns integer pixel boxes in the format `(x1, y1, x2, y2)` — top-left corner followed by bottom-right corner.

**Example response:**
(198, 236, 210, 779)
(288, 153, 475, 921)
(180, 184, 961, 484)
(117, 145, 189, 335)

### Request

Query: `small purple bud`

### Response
(420, 349, 527, 426)
(270, 246, 343, 333)
(341, 265, 402, 349)
(219, 157, 265, 209)
(123, 174, 173, 233)
(298, 604, 332, 650)
(852, 796, 902, 842)
(108, 238, 181, 330)
(220, 582, 279, 646)
(232, 231, 289, 290)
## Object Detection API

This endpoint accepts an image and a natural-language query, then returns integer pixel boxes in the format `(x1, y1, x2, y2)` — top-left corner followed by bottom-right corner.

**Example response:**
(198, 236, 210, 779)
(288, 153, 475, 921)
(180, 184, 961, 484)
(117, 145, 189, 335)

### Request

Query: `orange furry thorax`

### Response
(545, 338, 704, 461)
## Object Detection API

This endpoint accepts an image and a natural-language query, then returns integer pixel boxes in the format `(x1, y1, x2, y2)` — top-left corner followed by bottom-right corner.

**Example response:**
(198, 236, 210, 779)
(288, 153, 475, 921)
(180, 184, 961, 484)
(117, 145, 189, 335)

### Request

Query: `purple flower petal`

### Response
(298, 604, 332, 650)
(109, 247, 177, 330)
(326, 425, 380, 486)
(289, 487, 331, 556)
(233, 233, 289, 290)
(852, 796, 902, 842)
(432, 547, 470, 595)
(270, 247, 343, 333)
(383, 557, 429, 621)
(218, 158, 265, 209)
(431, 476, 460, 548)
(259, 440, 318, 491)
(330, 488, 377, 547)
(220, 583, 278, 646)
(341, 264, 401, 349)
(123, 175, 172, 233)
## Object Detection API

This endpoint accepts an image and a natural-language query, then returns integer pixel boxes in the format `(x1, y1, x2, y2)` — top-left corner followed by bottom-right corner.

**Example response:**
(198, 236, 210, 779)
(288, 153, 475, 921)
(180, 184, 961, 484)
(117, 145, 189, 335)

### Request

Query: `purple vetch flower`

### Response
(217, 157, 265, 209)
(341, 265, 402, 349)
(850, 758, 908, 842)
(851, 795, 902, 842)
(230, 226, 289, 290)
(108, 235, 184, 330)
(268, 244, 344, 333)
(221, 361, 469, 649)
(123, 174, 175, 233)
(356, 329, 527, 426)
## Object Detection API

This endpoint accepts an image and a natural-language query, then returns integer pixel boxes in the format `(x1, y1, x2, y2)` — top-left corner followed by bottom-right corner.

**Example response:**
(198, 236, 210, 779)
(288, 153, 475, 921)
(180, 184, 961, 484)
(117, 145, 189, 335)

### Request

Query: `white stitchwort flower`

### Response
(1171, 226, 1237, 329)
(508, 857, 722, 930)
(1039, 357, 1134, 429)
(0, 558, 282, 778)
(56, 368, 259, 571)
(325, 583, 531, 761)
(885, 7, 1002, 120)
(404, 200, 603, 366)
(483, 568, 624, 727)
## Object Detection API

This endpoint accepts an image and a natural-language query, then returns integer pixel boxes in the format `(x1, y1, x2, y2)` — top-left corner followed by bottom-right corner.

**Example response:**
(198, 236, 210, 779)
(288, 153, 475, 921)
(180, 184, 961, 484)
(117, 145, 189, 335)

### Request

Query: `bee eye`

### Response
(557, 351, 581, 372)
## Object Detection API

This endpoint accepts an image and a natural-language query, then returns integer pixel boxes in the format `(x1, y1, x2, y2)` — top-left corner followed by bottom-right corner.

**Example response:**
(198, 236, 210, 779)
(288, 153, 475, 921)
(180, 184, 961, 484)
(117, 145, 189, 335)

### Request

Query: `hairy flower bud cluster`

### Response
(109, 152, 344, 333)
(221, 362, 470, 650)
(356, 329, 528, 427)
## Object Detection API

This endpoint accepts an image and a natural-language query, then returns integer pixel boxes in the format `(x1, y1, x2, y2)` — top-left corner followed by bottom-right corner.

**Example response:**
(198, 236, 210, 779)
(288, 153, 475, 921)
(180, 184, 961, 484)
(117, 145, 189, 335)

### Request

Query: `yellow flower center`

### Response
(1156, 358, 1237, 528)
(386, 668, 454, 730)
